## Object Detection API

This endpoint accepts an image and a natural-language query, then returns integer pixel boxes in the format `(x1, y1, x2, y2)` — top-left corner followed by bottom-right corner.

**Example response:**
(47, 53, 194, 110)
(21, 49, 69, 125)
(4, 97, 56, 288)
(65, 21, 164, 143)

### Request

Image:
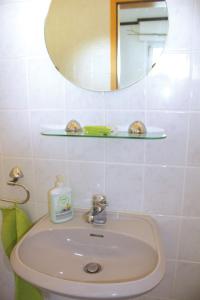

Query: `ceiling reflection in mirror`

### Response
(45, 0, 169, 92)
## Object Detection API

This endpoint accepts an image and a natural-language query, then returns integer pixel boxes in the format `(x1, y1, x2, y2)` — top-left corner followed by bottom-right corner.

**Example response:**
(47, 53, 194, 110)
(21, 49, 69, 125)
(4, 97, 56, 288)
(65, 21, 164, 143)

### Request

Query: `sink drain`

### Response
(84, 262, 102, 274)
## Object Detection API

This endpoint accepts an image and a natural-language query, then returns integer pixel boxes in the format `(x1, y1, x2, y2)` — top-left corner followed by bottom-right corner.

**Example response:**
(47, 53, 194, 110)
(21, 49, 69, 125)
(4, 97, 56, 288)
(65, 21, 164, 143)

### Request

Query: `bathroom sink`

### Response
(10, 209, 165, 299)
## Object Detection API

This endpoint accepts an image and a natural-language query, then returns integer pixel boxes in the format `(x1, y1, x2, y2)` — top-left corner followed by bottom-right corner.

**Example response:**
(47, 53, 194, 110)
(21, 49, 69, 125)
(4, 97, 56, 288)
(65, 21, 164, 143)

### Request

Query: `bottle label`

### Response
(55, 194, 72, 220)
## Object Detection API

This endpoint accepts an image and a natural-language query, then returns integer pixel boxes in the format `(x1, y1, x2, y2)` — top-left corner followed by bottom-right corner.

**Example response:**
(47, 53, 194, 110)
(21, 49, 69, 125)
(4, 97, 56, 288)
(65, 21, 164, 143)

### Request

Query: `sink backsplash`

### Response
(1, 0, 200, 300)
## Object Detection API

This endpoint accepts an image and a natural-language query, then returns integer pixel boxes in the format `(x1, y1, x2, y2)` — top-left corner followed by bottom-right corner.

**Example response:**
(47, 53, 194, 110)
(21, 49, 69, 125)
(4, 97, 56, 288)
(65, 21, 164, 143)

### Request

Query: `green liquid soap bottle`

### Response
(48, 175, 73, 223)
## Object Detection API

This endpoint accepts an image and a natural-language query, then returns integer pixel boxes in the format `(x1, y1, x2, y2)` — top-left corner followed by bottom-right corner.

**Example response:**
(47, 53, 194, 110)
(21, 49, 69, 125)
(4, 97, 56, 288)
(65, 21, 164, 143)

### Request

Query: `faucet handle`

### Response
(92, 194, 107, 208)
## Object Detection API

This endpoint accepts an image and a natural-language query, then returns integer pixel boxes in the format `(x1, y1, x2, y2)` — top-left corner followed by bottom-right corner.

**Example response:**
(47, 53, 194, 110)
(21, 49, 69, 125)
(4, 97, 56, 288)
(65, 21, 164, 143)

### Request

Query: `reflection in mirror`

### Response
(45, 0, 169, 92)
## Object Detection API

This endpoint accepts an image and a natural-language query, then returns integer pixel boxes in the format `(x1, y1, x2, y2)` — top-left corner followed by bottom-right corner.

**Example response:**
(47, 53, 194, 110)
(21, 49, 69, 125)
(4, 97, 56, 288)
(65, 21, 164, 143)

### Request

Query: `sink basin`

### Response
(11, 209, 165, 299)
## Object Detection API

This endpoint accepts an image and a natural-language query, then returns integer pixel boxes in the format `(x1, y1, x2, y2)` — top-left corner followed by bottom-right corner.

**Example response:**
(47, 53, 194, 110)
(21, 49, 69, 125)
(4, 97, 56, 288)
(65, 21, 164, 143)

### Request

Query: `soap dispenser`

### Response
(48, 175, 73, 223)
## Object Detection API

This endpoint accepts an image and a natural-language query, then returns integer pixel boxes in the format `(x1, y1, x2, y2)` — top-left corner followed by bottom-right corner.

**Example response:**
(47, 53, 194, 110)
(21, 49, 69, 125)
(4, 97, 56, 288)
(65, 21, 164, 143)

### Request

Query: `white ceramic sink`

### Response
(11, 209, 165, 299)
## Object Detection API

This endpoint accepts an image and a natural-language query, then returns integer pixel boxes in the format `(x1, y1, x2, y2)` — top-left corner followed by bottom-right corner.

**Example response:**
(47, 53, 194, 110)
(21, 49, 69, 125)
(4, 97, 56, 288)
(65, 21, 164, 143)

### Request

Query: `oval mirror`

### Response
(45, 0, 169, 92)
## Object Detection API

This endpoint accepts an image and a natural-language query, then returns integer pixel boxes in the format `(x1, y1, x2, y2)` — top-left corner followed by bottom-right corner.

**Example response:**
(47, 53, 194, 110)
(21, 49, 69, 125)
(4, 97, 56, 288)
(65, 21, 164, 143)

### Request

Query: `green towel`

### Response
(0, 206, 43, 300)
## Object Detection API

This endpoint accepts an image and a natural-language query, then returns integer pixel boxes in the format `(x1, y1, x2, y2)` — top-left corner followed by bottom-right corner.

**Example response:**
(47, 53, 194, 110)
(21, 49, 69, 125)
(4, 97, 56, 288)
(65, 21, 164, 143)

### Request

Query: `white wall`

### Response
(0, 0, 200, 300)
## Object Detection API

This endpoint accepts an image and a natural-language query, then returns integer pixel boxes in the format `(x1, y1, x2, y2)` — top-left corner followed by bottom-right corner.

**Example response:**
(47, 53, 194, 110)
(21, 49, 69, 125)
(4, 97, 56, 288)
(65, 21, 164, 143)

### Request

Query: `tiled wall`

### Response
(0, 0, 200, 300)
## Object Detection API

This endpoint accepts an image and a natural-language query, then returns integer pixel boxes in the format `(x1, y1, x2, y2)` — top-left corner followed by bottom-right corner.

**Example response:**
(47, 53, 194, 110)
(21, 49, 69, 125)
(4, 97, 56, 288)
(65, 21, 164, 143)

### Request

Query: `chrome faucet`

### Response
(85, 194, 108, 224)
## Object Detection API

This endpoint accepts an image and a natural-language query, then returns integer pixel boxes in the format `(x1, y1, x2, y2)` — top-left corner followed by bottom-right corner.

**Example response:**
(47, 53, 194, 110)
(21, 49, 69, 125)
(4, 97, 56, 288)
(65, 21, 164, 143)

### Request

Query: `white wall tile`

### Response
(104, 79, 146, 111)
(192, 1, 200, 50)
(28, 58, 65, 110)
(190, 52, 200, 111)
(144, 166, 184, 215)
(33, 201, 48, 221)
(25, 0, 51, 57)
(0, 59, 28, 109)
(0, 0, 50, 58)
(106, 139, 145, 164)
(166, 0, 194, 51)
(173, 262, 200, 300)
(153, 215, 180, 259)
(179, 218, 200, 262)
(68, 161, 105, 208)
(66, 83, 105, 110)
(34, 159, 68, 212)
(183, 167, 200, 217)
(146, 52, 191, 111)
(0, 2, 30, 58)
(67, 138, 105, 162)
(0, 156, 5, 201)
(31, 110, 66, 159)
(0, 111, 32, 157)
(0, 141, 2, 155)
(187, 113, 200, 166)
(105, 164, 143, 211)
(145, 112, 188, 165)
(0, 239, 14, 300)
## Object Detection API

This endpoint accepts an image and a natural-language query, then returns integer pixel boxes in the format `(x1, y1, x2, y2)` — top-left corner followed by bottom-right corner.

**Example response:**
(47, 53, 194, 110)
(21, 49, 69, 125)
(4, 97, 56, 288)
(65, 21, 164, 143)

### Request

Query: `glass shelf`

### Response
(41, 129, 167, 140)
